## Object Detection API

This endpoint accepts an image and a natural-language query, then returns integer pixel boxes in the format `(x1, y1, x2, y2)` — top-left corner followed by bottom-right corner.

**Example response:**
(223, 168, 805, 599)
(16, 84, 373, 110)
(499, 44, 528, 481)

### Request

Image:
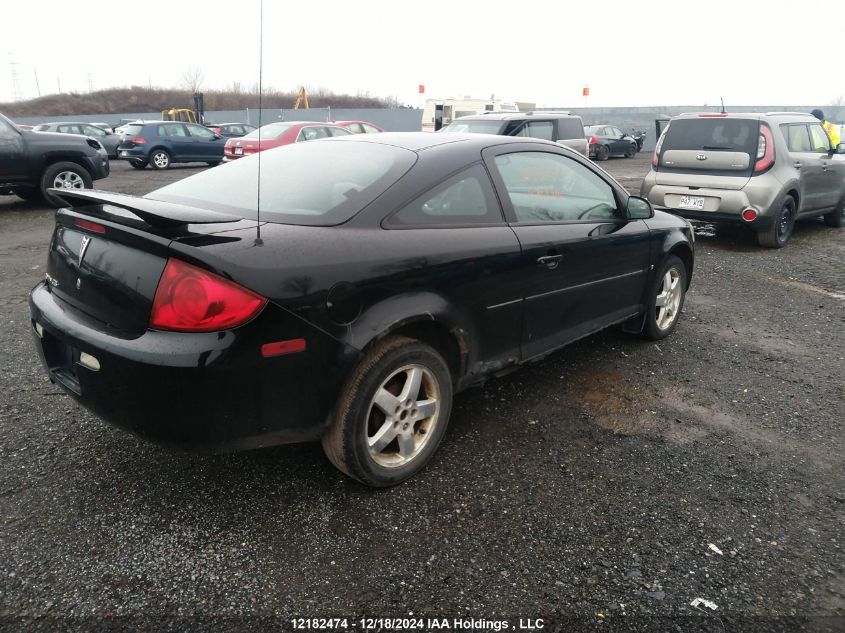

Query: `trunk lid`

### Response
(655, 117, 760, 187)
(45, 191, 252, 336)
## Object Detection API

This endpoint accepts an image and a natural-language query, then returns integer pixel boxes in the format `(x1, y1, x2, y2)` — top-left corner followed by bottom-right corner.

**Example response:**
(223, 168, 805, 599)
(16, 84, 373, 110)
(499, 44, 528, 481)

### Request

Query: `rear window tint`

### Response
(557, 118, 585, 139)
(662, 118, 759, 154)
(124, 125, 145, 136)
(148, 140, 417, 226)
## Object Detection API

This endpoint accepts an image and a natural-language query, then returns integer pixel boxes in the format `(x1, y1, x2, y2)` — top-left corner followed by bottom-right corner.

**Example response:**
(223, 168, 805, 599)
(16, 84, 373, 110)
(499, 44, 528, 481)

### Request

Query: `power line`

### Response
(8, 53, 22, 102)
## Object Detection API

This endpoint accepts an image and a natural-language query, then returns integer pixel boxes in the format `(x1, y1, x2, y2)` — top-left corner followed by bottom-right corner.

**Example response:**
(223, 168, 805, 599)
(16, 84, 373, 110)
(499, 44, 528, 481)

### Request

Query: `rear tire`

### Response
(596, 145, 610, 161)
(322, 335, 453, 487)
(823, 196, 844, 227)
(149, 149, 171, 170)
(757, 197, 796, 248)
(129, 159, 148, 169)
(40, 162, 93, 207)
(641, 255, 687, 341)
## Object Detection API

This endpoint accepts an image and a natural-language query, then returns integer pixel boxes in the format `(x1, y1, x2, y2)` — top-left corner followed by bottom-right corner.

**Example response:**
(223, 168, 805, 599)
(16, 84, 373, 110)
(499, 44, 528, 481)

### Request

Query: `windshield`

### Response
(148, 140, 417, 226)
(441, 120, 505, 135)
(242, 123, 293, 140)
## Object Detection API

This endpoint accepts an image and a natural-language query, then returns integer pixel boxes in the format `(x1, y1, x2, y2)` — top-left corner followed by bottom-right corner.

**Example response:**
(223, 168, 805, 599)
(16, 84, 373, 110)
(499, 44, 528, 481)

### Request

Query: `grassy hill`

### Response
(0, 86, 395, 117)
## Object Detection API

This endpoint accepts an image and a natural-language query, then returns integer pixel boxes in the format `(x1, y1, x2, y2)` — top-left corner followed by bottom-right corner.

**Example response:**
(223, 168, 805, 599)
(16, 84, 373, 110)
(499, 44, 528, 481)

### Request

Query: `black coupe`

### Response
(30, 133, 694, 486)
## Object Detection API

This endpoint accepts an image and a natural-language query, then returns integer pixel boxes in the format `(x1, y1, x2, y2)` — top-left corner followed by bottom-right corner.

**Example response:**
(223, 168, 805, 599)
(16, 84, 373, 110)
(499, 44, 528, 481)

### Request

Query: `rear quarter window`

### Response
(124, 124, 145, 136)
(557, 118, 585, 139)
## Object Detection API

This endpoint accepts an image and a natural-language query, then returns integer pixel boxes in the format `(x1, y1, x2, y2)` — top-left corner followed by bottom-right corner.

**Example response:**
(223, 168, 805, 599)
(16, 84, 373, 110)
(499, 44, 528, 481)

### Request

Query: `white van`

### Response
(421, 98, 519, 131)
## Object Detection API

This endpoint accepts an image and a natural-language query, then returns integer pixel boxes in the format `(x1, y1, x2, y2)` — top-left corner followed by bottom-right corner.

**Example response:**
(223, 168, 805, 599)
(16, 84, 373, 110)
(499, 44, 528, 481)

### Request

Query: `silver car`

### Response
(641, 112, 845, 247)
(32, 121, 120, 159)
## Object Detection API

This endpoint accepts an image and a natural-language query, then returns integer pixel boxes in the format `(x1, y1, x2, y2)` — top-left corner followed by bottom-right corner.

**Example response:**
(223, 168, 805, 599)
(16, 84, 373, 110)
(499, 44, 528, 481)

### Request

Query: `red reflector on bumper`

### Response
(73, 218, 107, 234)
(261, 339, 307, 358)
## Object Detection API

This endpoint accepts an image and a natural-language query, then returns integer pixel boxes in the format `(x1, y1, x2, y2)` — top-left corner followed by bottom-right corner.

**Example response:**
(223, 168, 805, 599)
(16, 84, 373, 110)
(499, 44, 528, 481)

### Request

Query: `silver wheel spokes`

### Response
(655, 267, 682, 330)
(53, 171, 83, 190)
(154, 153, 168, 167)
(367, 364, 440, 468)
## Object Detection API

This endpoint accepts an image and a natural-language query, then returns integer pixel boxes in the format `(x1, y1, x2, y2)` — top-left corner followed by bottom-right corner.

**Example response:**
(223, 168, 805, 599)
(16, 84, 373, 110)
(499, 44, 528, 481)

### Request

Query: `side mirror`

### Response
(836, 143, 845, 154)
(627, 196, 654, 219)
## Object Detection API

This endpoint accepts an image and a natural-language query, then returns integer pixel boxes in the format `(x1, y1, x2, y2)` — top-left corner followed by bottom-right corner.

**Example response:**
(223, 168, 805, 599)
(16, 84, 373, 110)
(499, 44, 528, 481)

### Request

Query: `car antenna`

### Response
(254, 0, 264, 246)
(720, 97, 726, 114)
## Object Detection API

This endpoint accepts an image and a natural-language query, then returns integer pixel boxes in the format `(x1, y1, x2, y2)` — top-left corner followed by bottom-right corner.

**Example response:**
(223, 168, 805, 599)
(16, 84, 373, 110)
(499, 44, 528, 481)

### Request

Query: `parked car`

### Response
(222, 121, 351, 161)
(0, 112, 109, 206)
(30, 132, 694, 486)
(641, 112, 845, 247)
(32, 121, 121, 159)
(630, 129, 647, 152)
(206, 122, 257, 138)
(441, 112, 588, 156)
(16, 123, 34, 131)
(584, 125, 639, 160)
(333, 120, 384, 134)
(117, 121, 226, 169)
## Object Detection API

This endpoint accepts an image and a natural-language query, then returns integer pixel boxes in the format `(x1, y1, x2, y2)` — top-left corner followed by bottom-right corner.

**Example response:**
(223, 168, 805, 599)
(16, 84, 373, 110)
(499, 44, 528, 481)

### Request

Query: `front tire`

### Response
(641, 255, 687, 341)
(625, 143, 637, 158)
(40, 162, 93, 207)
(149, 149, 171, 170)
(322, 335, 453, 487)
(757, 197, 796, 248)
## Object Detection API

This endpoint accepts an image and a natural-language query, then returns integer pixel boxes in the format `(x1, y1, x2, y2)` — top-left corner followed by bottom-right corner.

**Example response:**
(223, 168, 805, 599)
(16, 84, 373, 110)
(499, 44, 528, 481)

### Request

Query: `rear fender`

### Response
(344, 291, 475, 377)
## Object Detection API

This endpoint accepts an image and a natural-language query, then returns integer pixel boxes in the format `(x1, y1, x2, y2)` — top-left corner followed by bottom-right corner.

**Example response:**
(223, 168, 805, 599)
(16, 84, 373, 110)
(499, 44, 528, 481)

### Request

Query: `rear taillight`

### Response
(754, 123, 775, 174)
(589, 136, 599, 144)
(150, 258, 267, 332)
(652, 126, 669, 168)
(132, 136, 147, 144)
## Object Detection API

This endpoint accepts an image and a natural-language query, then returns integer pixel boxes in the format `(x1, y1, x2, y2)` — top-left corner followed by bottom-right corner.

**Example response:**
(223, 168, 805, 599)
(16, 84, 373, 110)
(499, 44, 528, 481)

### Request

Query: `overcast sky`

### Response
(3, 0, 842, 109)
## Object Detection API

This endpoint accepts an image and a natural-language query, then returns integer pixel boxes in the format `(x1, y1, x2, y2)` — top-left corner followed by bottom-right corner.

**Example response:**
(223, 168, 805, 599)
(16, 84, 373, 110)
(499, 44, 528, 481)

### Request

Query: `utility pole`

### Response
(57, 77, 61, 93)
(87, 72, 93, 93)
(33, 67, 41, 97)
(8, 53, 22, 102)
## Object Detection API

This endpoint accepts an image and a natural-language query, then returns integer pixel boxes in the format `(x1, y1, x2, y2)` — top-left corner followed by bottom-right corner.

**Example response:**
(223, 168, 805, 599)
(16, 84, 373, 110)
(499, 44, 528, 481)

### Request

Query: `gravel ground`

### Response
(1, 155, 843, 632)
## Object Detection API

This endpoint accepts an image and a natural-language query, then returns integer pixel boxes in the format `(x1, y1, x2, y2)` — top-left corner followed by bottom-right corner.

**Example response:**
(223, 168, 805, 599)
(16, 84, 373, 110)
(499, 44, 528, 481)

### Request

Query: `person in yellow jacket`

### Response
(811, 109, 841, 147)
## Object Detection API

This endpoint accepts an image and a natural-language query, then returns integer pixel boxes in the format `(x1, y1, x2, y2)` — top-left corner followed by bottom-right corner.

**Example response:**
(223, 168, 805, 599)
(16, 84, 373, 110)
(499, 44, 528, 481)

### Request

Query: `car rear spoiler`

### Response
(48, 189, 241, 228)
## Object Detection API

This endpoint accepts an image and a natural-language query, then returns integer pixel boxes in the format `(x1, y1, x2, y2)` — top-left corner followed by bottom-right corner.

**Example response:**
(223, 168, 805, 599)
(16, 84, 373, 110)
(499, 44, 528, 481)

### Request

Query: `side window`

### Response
(808, 124, 831, 152)
(388, 164, 502, 227)
(187, 124, 215, 140)
(164, 125, 187, 137)
(493, 151, 619, 224)
(364, 124, 382, 134)
(327, 127, 351, 137)
(610, 127, 624, 137)
(299, 127, 328, 141)
(509, 120, 554, 141)
(82, 124, 106, 136)
(58, 124, 82, 134)
(229, 125, 244, 136)
(556, 119, 583, 140)
(782, 124, 811, 152)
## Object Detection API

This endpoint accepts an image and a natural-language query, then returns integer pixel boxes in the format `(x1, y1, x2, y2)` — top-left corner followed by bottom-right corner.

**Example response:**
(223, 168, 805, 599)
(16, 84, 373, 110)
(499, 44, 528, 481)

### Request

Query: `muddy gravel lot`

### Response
(1, 155, 843, 632)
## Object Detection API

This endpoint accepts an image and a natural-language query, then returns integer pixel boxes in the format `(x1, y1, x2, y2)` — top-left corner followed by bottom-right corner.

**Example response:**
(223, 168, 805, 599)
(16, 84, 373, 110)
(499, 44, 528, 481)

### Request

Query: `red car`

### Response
(223, 121, 351, 161)
(332, 120, 384, 134)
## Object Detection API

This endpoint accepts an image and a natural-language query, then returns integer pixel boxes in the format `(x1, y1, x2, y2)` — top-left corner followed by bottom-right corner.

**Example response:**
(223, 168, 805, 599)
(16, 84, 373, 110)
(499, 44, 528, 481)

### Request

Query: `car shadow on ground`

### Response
(691, 217, 832, 252)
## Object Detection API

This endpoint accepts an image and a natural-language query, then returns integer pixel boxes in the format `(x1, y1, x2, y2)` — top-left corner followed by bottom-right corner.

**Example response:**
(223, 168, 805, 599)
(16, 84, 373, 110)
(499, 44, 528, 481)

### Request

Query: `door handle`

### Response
(793, 162, 802, 169)
(537, 254, 563, 269)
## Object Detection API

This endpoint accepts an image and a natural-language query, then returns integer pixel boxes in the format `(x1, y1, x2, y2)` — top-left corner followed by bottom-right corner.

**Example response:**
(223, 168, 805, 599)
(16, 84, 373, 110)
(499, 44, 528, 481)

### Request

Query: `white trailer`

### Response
(421, 98, 519, 131)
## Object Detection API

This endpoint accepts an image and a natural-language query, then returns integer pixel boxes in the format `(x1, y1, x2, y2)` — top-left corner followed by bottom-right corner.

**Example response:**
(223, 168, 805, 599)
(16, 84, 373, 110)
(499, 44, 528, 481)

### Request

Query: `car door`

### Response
(609, 127, 627, 154)
(809, 122, 845, 209)
(783, 123, 826, 212)
(0, 117, 26, 181)
(484, 145, 651, 359)
(82, 124, 115, 155)
(186, 123, 224, 159)
(161, 123, 195, 160)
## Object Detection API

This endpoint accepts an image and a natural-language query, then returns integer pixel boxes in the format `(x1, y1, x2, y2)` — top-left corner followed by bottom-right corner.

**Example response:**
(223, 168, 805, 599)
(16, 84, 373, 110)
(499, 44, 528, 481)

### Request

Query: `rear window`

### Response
(441, 120, 505, 135)
(124, 124, 145, 136)
(242, 123, 292, 140)
(662, 118, 759, 154)
(147, 140, 417, 226)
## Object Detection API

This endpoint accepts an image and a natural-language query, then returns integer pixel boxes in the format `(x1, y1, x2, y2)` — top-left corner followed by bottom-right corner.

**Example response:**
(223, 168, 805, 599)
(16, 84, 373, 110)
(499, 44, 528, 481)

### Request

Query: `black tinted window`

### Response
(149, 140, 417, 226)
(389, 164, 502, 227)
(557, 119, 584, 139)
(662, 118, 758, 154)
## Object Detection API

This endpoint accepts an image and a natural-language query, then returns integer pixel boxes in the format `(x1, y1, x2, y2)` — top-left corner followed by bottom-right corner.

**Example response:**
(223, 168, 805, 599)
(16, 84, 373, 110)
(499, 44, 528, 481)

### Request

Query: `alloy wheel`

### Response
(52, 171, 84, 190)
(655, 267, 683, 330)
(366, 364, 441, 468)
(153, 152, 169, 169)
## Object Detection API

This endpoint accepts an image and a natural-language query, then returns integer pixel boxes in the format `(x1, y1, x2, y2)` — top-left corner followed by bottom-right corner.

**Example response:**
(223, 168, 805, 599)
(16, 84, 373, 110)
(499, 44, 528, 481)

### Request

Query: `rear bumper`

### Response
(653, 208, 775, 229)
(29, 282, 360, 452)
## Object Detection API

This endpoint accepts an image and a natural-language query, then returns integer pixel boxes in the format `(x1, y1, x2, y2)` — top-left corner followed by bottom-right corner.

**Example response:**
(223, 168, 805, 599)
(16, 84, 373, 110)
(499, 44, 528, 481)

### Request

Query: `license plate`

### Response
(234, 147, 243, 155)
(678, 195, 705, 210)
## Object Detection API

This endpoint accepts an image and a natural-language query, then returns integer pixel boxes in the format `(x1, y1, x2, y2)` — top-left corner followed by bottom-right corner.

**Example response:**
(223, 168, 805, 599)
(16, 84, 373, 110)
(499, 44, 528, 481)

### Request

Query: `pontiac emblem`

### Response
(78, 235, 91, 267)
(696, 153, 708, 161)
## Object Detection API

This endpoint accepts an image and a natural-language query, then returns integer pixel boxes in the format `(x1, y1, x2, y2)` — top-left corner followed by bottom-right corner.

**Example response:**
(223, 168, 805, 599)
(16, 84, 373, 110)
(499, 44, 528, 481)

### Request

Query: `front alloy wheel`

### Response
(322, 336, 453, 487)
(641, 255, 687, 340)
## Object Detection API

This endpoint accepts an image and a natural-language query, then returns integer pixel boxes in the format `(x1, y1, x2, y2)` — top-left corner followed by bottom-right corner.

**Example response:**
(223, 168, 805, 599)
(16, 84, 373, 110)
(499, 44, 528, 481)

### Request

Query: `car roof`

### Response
(453, 112, 578, 122)
(332, 131, 564, 153)
(672, 112, 816, 122)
